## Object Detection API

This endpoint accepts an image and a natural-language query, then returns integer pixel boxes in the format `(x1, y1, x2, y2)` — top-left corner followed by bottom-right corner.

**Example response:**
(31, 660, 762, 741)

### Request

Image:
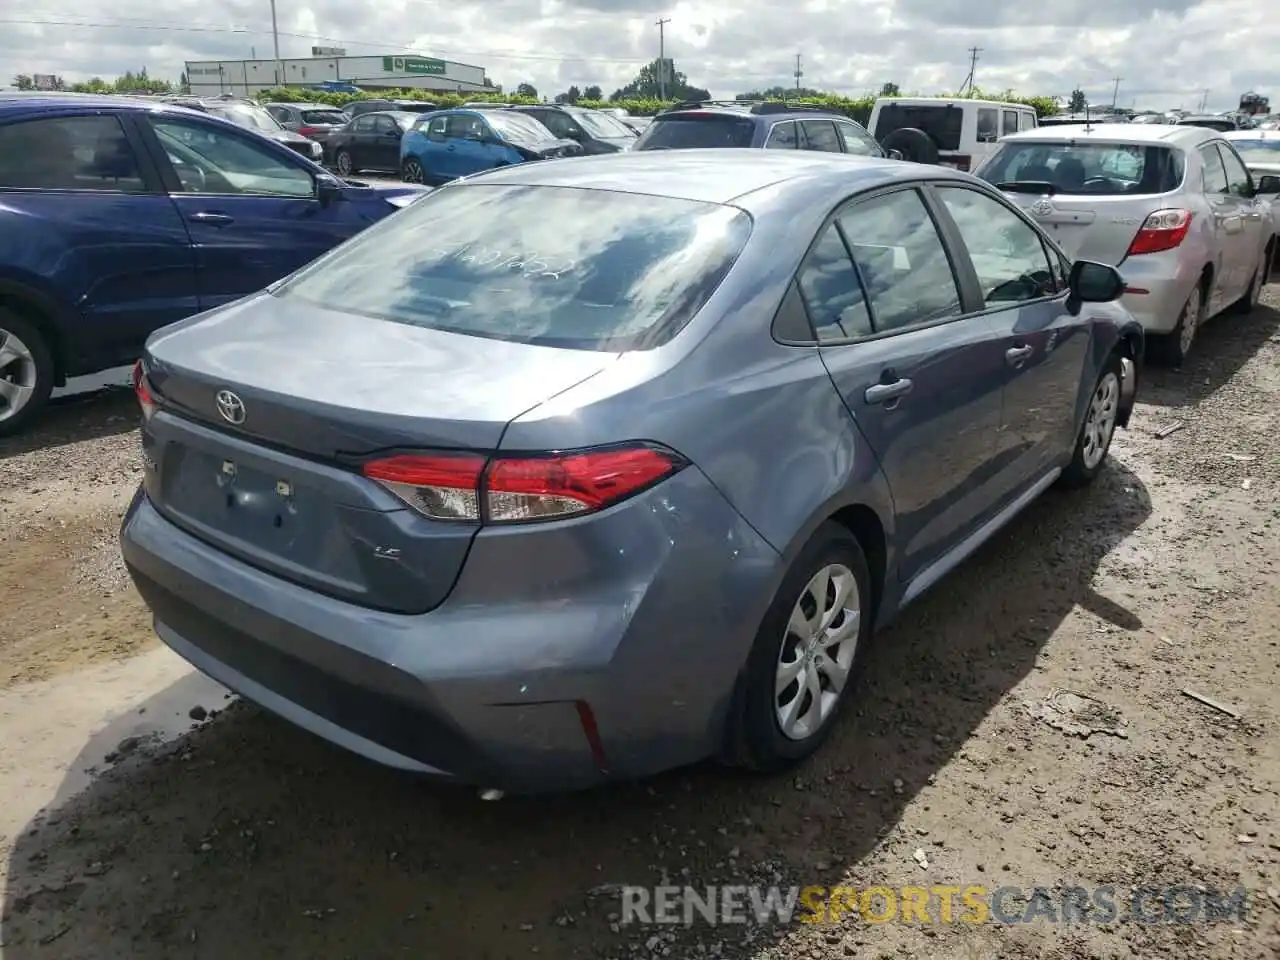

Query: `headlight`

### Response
(310, 141, 323, 158)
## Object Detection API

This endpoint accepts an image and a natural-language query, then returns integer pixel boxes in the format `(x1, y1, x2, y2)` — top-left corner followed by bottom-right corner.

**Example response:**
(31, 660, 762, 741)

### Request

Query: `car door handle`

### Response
(864, 378, 913, 405)
(188, 212, 233, 226)
(1005, 345, 1034, 366)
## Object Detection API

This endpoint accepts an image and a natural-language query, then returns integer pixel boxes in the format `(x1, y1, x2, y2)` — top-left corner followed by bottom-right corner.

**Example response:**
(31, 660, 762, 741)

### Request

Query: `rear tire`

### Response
(335, 149, 356, 176)
(1150, 281, 1204, 367)
(726, 522, 872, 773)
(1059, 353, 1123, 489)
(0, 308, 55, 438)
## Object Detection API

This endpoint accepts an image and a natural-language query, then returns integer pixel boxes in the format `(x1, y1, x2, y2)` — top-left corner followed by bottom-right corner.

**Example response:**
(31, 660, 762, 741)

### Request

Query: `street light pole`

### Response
(269, 0, 283, 86)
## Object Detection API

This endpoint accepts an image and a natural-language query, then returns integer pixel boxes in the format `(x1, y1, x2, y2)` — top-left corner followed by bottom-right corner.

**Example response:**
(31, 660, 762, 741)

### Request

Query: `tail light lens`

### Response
(362, 443, 688, 524)
(297, 125, 323, 137)
(1126, 209, 1193, 256)
(132, 359, 156, 421)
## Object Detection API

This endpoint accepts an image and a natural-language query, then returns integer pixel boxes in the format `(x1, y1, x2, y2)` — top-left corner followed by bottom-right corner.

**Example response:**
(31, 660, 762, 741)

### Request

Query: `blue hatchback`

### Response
(0, 93, 429, 435)
(398, 108, 582, 184)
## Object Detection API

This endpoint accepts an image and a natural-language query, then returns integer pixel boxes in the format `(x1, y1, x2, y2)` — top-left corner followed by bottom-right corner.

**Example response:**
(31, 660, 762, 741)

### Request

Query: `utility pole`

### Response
(1199, 88, 1209, 111)
(1110, 76, 1122, 109)
(269, 0, 283, 87)
(794, 53, 803, 95)
(962, 46, 981, 95)
(655, 17, 671, 101)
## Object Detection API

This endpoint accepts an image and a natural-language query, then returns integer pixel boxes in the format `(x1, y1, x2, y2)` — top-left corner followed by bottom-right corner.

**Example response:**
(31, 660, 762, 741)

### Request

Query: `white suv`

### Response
(868, 97, 1039, 172)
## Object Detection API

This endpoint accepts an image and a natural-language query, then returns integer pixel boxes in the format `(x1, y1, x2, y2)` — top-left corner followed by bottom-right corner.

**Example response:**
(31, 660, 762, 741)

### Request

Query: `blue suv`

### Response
(399, 108, 582, 184)
(634, 100, 889, 157)
(0, 93, 429, 435)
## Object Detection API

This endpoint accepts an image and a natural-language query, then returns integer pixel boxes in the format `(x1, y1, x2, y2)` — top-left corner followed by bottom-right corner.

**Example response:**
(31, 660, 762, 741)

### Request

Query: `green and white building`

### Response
(184, 54, 491, 97)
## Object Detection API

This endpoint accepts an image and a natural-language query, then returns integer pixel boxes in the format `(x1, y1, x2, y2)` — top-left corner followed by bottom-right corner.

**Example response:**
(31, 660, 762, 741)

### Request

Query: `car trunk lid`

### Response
(1000, 191, 1160, 262)
(140, 293, 615, 613)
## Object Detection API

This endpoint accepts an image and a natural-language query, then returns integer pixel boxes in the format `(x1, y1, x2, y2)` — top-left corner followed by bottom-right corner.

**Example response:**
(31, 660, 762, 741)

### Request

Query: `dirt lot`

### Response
(1, 296, 1279, 960)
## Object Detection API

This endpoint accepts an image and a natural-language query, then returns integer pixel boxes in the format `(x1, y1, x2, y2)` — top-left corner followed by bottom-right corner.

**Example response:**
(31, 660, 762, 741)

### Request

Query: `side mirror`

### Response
(1256, 174, 1280, 195)
(1068, 260, 1125, 303)
(317, 177, 344, 205)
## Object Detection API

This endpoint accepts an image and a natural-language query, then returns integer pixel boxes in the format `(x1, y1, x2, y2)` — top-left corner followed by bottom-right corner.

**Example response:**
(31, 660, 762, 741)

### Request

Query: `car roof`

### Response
(1223, 129, 1280, 140)
(655, 103, 846, 122)
(0, 91, 243, 122)
(451, 148, 970, 207)
(999, 123, 1216, 147)
(878, 97, 1035, 110)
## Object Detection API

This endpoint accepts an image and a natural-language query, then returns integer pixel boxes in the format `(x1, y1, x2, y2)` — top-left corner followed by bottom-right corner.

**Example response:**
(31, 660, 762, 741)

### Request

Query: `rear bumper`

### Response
(120, 468, 782, 793)
(1116, 253, 1200, 334)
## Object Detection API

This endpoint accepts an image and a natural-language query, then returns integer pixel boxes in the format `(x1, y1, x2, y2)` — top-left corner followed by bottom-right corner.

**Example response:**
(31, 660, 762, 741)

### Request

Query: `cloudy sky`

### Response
(3, 0, 1277, 110)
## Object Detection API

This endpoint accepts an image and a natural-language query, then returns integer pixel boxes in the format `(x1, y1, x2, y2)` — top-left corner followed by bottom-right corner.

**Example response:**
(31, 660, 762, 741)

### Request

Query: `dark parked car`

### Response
(1175, 114, 1239, 133)
(264, 102, 350, 160)
(342, 99, 440, 120)
(634, 100, 885, 157)
(0, 93, 428, 435)
(164, 96, 324, 162)
(122, 149, 1143, 794)
(327, 110, 420, 175)
(509, 104, 636, 154)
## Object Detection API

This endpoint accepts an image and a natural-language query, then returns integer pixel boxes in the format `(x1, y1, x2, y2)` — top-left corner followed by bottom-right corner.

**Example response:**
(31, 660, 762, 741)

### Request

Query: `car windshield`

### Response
(302, 109, 347, 125)
(979, 141, 1184, 195)
(210, 103, 283, 132)
(274, 184, 753, 352)
(570, 109, 635, 139)
(486, 112, 555, 143)
(873, 104, 962, 151)
(635, 114, 755, 150)
(384, 111, 419, 130)
(1228, 139, 1280, 164)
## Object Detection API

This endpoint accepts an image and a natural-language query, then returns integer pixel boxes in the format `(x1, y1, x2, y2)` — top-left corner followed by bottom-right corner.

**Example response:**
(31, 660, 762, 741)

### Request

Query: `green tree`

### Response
(609, 59, 709, 102)
(1069, 88, 1086, 113)
(736, 85, 825, 100)
(583, 84, 602, 101)
(879, 81, 900, 97)
(12, 74, 34, 90)
(554, 84, 581, 104)
(515, 82, 538, 99)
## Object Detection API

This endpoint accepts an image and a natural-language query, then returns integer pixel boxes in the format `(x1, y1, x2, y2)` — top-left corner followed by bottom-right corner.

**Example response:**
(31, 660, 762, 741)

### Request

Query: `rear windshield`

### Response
(1228, 139, 1280, 165)
(302, 110, 347, 125)
(275, 184, 753, 351)
(570, 109, 636, 139)
(873, 104, 962, 151)
(487, 112, 555, 143)
(635, 114, 756, 150)
(979, 142, 1184, 195)
(210, 104, 282, 133)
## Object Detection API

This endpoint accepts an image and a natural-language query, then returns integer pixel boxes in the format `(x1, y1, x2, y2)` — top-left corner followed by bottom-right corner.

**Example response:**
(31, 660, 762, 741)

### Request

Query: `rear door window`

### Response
(275, 183, 753, 352)
(1199, 144, 1228, 193)
(1218, 144, 1253, 197)
(637, 114, 756, 150)
(0, 115, 147, 192)
(977, 109, 999, 143)
(800, 120, 842, 153)
(835, 188, 962, 332)
(765, 121, 798, 149)
(873, 104, 963, 151)
(1002, 110, 1018, 137)
(834, 120, 882, 156)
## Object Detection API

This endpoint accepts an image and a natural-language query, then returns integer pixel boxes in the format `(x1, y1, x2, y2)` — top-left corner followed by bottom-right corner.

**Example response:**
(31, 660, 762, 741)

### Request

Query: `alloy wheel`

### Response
(402, 160, 424, 184)
(0, 328, 38, 425)
(336, 151, 352, 176)
(1081, 371, 1120, 470)
(775, 563, 861, 742)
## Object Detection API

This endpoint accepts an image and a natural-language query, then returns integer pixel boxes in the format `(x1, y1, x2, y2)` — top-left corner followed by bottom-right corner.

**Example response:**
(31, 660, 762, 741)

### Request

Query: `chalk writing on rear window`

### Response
(426, 243, 577, 280)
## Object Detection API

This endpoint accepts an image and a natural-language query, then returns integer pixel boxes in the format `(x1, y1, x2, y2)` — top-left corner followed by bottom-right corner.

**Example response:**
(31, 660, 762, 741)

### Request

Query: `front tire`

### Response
(726, 522, 872, 773)
(401, 158, 426, 184)
(0, 309, 55, 438)
(334, 149, 356, 176)
(1059, 353, 1123, 489)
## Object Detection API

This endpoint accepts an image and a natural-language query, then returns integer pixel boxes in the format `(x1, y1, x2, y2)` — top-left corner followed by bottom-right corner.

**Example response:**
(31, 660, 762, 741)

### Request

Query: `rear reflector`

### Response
(361, 443, 688, 524)
(132, 360, 156, 421)
(1126, 209, 1193, 256)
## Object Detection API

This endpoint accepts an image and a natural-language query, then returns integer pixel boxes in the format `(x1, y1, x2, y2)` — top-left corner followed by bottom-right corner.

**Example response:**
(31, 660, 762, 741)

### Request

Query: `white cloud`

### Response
(3, 0, 1278, 111)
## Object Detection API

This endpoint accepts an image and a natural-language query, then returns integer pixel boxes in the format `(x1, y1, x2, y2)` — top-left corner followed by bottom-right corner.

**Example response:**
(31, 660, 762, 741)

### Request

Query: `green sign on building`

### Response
(383, 56, 446, 76)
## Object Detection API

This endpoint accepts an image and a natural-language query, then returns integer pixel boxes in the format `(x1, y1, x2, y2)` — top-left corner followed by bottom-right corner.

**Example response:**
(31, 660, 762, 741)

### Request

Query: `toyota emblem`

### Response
(215, 390, 246, 425)
(1030, 199, 1054, 217)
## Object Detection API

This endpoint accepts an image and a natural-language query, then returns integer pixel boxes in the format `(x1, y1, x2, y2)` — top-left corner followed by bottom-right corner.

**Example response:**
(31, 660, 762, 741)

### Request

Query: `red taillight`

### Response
(1126, 209, 1193, 256)
(132, 359, 156, 420)
(361, 443, 687, 524)
(297, 125, 323, 137)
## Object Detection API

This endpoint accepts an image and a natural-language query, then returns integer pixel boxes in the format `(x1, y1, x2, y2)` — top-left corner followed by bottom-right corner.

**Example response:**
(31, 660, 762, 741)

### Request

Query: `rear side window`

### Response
(0, 115, 146, 192)
(1002, 110, 1018, 136)
(835, 189, 962, 332)
(873, 104, 963, 152)
(1019, 111, 1037, 131)
(765, 121, 798, 149)
(980, 142, 1185, 195)
(276, 184, 753, 352)
(636, 114, 756, 150)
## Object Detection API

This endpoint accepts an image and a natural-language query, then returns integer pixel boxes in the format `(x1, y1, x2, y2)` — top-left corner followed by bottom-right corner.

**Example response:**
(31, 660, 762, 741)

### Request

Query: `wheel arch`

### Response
(0, 278, 72, 386)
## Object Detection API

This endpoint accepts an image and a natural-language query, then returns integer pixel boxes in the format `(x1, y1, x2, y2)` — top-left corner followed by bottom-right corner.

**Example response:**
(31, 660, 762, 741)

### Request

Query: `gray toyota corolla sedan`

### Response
(121, 149, 1144, 793)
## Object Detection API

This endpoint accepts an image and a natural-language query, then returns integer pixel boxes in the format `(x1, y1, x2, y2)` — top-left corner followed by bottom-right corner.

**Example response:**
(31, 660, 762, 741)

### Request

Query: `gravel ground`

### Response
(1, 292, 1279, 959)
